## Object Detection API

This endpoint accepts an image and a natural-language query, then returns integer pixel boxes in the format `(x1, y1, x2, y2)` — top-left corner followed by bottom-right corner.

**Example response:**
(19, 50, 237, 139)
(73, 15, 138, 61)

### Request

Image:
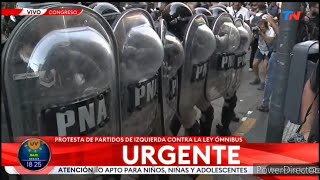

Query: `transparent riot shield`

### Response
(205, 13, 240, 101)
(2, 4, 121, 137)
(178, 14, 216, 120)
(2, 3, 121, 180)
(112, 8, 164, 136)
(158, 19, 185, 135)
(227, 18, 251, 95)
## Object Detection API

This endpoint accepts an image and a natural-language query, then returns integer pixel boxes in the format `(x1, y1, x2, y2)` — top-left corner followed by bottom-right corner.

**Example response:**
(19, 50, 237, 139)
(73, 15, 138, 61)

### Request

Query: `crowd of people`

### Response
(224, 2, 319, 142)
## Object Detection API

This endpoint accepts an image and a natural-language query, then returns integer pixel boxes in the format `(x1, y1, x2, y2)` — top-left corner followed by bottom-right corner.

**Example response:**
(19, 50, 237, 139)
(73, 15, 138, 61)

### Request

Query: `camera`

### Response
(252, 26, 260, 32)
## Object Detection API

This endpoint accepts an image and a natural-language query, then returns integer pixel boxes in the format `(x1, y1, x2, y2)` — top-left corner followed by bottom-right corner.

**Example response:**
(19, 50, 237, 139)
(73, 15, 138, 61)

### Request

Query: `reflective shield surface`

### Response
(227, 18, 251, 95)
(113, 9, 164, 136)
(178, 14, 216, 116)
(2, 4, 121, 180)
(2, 4, 120, 138)
(205, 13, 240, 101)
(158, 19, 185, 135)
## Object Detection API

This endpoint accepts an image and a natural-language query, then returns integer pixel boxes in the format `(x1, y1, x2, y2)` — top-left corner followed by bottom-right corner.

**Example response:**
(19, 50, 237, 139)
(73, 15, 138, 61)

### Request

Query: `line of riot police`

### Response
(1, 2, 251, 180)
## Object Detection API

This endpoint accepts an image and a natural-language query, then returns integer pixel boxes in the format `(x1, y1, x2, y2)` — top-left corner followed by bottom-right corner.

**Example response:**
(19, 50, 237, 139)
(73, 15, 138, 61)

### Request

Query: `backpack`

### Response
(250, 12, 266, 29)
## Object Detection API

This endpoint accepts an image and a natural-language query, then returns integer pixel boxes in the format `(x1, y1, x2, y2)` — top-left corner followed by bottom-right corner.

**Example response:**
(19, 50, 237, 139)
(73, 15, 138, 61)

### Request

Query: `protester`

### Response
(299, 61, 319, 142)
(287, 61, 319, 143)
(296, 2, 319, 43)
(248, 2, 258, 16)
(257, 14, 278, 112)
(305, 2, 319, 40)
(267, 2, 280, 18)
(186, 2, 201, 11)
(227, 2, 250, 24)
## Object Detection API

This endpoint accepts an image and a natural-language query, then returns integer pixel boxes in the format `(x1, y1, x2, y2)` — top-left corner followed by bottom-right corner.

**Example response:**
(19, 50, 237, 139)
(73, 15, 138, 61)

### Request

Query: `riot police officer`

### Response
(161, 2, 193, 41)
(112, 7, 164, 136)
(156, 10, 185, 136)
(2, 4, 121, 180)
(151, 2, 170, 22)
(161, 2, 198, 135)
(162, 2, 216, 136)
(200, 6, 241, 136)
(191, 7, 216, 136)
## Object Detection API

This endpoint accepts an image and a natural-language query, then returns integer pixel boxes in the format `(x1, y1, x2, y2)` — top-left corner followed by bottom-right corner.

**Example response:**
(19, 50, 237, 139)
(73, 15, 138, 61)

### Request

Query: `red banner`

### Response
(2, 136, 318, 167)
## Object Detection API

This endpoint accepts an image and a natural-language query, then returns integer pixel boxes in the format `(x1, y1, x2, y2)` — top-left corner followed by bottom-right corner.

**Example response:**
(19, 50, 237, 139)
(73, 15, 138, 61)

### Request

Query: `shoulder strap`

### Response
(296, 90, 319, 133)
(233, 9, 239, 18)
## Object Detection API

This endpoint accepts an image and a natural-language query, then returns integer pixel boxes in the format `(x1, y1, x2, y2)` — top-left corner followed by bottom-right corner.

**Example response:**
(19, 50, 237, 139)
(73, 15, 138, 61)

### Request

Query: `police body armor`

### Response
(205, 11, 240, 101)
(157, 19, 185, 135)
(178, 14, 216, 123)
(227, 18, 251, 95)
(112, 8, 164, 136)
(2, 4, 121, 180)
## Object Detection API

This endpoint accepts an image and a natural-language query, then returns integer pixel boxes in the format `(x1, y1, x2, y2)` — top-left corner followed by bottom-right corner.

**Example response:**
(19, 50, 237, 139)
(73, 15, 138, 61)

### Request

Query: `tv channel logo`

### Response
(18, 138, 51, 171)
(283, 11, 302, 21)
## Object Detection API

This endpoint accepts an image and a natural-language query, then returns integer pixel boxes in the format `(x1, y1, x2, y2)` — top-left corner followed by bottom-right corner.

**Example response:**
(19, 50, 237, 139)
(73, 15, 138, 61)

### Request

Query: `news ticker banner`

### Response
(1, 8, 83, 16)
(1, 136, 319, 176)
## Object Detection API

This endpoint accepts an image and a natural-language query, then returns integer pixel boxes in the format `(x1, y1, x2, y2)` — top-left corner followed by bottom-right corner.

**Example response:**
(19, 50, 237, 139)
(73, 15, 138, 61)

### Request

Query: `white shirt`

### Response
(227, 6, 250, 21)
(258, 27, 276, 55)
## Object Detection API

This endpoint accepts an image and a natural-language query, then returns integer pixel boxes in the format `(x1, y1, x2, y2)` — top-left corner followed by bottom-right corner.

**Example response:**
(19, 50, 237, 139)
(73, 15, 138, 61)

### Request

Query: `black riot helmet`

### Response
(89, 2, 120, 24)
(161, 2, 193, 41)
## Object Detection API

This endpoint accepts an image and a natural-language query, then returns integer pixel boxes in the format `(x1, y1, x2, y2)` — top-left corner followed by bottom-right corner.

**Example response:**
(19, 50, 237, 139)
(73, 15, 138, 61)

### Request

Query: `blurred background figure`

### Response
(305, 2, 319, 40)
(296, 2, 319, 43)
(267, 2, 280, 19)
(227, 2, 250, 24)
(219, 2, 230, 8)
(249, 2, 259, 16)
(186, 2, 201, 11)
(248, 2, 268, 72)
(151, 2, 170, 21)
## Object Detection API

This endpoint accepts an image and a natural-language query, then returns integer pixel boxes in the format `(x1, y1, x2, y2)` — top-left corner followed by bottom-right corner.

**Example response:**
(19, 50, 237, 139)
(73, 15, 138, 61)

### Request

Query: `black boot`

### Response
(228, 93, 240, 122)
(216, 124, 231, 136)
(185, 121, 200, 136)
(216, 106, 232, 136)
(231, 114, 240, 122)
(200, 106, 214, 136)
(169, 114, 181, 136)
